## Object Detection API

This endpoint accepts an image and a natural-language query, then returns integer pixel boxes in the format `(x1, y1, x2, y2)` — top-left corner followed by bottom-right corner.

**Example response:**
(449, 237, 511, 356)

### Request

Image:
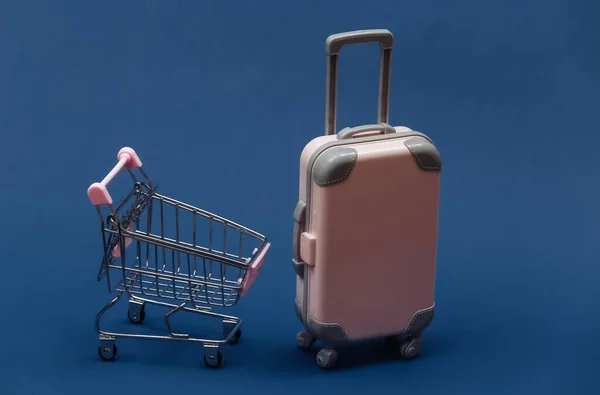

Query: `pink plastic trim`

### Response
(88, 183, 112, 205)
(118, 147, 142, 169)
(240, 243, 270, 297)
(300, 232, 316, 266)
(88, 147, 143, 206)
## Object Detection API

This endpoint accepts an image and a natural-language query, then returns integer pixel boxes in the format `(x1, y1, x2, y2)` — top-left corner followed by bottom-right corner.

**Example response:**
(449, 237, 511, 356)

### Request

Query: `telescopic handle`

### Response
(324, 29, 394, 136)
(325, 29, 393, 55)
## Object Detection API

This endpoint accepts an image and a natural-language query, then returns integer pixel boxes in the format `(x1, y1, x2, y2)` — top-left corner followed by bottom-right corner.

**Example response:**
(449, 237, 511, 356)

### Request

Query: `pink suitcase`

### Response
(292, 29, 441, 369)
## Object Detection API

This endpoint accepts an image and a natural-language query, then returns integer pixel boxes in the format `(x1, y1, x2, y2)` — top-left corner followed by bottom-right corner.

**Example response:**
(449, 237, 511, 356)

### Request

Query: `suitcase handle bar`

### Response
(324, 29, 394, 136)
(87, 147, 143, 206)
(325, 29, 393, 55)
(337, 123, 395, 140)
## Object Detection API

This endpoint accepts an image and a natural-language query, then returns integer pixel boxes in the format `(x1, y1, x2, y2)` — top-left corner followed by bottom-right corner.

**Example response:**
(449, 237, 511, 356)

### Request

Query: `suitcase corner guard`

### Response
(404, 137, 442, 172)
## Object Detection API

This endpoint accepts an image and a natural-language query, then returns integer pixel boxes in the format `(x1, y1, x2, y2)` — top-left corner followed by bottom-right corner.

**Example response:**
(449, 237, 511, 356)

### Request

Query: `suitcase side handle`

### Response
(324, 29, 394, 136)
(292, 200, 307, 278)
(337, 123, 396, 140)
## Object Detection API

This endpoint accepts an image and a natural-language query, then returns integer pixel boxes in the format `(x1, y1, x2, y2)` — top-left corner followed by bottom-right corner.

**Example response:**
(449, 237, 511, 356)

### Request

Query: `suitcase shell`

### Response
(292, 29, 441, 351)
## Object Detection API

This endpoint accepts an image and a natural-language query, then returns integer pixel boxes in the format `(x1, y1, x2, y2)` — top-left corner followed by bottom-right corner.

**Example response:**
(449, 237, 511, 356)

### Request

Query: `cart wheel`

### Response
(98, 344, 118, 361)
(296, 331, 315, 350)
(399, 336, 423, 360)
(204, 351, 223, 368)
(229, 329, 242, 344)
(127, 301, 145, 324)
(316, 348, 337, 370)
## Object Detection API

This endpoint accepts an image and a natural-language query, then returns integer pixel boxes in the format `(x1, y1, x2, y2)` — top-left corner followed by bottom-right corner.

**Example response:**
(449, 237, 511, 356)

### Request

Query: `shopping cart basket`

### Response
(87, 147, 271, 368)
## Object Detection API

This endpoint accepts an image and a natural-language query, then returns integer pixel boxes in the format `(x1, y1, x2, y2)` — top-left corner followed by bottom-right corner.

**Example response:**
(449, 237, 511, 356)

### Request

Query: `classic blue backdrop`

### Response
(1, 0, 598, 393)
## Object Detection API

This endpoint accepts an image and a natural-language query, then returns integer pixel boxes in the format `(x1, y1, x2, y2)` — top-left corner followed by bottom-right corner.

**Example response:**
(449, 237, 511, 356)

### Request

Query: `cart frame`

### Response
(88, 147, 270, 368)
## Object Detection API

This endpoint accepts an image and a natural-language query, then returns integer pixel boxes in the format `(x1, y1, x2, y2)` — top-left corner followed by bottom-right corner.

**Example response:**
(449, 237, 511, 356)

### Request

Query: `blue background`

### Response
(0, 0, 598, 393)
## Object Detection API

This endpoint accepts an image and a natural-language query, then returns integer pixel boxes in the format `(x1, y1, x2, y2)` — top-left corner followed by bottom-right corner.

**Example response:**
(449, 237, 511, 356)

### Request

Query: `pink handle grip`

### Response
(88, 147, 142, 206)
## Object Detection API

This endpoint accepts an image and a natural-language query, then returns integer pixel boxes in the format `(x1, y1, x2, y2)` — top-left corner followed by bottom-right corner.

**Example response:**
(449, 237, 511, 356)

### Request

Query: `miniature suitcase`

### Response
(292, 29, 442, 369)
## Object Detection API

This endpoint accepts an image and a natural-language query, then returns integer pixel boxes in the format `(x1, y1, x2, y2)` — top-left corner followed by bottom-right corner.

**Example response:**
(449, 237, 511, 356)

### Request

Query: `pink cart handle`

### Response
(87, 147, 142, 206)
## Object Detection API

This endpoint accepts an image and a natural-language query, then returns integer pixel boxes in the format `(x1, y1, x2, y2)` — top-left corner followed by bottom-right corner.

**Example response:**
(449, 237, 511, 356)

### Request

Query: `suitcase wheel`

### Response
(316, 348, 338, 370)
(399, 336, 423, 360)
(296, 331, 316, 350)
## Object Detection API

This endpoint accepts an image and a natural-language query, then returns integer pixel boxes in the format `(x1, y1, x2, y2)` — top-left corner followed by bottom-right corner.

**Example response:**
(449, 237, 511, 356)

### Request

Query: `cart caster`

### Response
(222, 319, 241, 344)
(127, 300, 145, 324)
(316, 348, 337, 370)
(203, 352, 223, 368)
(399, 336, 423, 360)
(203, 346, 223, 368)
(296, 331, 315, 350)
(98, 339, 117, 361)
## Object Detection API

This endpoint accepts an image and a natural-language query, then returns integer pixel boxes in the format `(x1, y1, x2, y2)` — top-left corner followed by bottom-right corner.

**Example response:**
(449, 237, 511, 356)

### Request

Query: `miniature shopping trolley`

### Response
(87, 147, 270, 368)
